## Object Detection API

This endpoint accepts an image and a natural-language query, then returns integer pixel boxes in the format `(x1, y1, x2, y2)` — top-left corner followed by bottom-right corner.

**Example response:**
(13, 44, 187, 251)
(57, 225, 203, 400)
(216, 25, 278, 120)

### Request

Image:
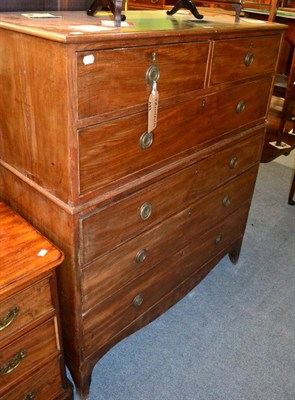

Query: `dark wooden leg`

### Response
(228, 237, 243, 265)
(68, 362, 94, 400)
(288, 171, 295, 205)
(232, 3, 241, 23)
(87, 0, 126, 26)
(167, 0, 203, 20)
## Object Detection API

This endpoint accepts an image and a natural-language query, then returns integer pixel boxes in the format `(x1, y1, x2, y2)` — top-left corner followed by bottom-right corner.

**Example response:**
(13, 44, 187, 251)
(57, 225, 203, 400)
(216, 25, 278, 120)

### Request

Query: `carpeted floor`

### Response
(71, 161, 295, 400)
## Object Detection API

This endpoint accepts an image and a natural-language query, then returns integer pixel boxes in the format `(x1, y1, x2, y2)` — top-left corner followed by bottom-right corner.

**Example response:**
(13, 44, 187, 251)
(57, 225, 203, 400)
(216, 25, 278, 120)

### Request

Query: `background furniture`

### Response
(0, 10, 285, 399)
(243, 0, 295, 161)
(0, 0, 89, 11)
(0, 201, 72, 400)
(288, 171, 295, 203)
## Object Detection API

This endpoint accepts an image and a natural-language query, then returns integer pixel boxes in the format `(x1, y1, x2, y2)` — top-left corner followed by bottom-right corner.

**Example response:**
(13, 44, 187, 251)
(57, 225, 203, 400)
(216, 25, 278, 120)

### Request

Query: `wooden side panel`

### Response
(0, 29, 31, 175)
(0, 30, 76, 204)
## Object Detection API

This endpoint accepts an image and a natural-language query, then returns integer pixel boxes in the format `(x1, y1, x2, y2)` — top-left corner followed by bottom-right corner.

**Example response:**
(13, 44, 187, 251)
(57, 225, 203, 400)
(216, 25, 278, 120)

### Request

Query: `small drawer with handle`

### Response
(0, 277, 54, 344)
(210, 34, 281, 85)
(0, 356, 65, 400)
(0, 319, 59, 393)
(77, 41, 209, 120)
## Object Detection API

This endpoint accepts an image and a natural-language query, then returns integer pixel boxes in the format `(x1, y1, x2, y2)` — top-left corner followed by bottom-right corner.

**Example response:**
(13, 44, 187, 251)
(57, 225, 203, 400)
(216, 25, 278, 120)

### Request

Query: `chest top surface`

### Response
(0, 10, 287, 44)
(0, 201, 63, 294)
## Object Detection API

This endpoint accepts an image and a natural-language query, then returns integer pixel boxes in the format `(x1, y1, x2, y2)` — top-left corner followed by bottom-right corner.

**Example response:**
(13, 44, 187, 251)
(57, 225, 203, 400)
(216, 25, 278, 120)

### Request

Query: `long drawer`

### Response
(77, 41, 210, 120)
(82, 205, 249, 357)
(0, 356, 65, 400)
(210, 34, 281, 85)
(0, 277, 54, 344)
(0, 319, 59, 392)
(79, 78, 270, 196)
(82, 166, 258, 311)
(80, 131, 264, 264)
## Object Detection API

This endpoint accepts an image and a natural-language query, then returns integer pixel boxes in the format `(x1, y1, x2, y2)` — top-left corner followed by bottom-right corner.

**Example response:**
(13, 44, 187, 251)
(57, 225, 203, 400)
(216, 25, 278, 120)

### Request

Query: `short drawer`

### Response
(80, 131, 263, 264)
(0, 319, 59, 392)
(77, 41, 209, 120)
(0, 277, 54, 344)
(82, 165, 258, 311)
(210, 34, 281, 85)
(79, 78, 270, 196)
(82, 205, 249, 356)
(0, 356, 65, 400)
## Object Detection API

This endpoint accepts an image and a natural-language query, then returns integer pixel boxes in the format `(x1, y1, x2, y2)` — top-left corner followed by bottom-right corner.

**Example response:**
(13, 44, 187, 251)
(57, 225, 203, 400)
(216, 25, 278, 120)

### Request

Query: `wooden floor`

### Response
(262, 96, 295, 163)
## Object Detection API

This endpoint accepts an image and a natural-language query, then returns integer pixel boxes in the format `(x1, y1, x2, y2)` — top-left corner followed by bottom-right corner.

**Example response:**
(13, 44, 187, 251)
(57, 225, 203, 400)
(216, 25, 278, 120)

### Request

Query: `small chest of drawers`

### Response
(0, 201, 72, 400)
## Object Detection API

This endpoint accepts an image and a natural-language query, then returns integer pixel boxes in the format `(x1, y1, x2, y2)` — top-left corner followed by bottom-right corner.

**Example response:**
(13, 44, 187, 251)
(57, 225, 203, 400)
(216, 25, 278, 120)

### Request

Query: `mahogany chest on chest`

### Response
(0, 10, 285, 399)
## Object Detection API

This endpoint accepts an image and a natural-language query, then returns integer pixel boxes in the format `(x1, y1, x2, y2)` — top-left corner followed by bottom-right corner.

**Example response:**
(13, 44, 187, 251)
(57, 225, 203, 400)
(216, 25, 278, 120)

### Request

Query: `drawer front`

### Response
(210, 35, 281, 85)
(0, 277, 54, 343)
(79, 78, 270, 196)
(77, 42, 209, 120)
(80, 131, 264, 264)
(83, 205, 249, 356)
(0, 356, 64, 400)
(82, 166, 258, 311)
(0, 319, 59, 392)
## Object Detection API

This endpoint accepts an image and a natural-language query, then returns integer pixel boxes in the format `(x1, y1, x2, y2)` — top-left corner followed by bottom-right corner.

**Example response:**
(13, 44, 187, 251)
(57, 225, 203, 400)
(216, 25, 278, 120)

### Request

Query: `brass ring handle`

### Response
(146, 65, 160, 85)
(222, 195, 231, 207)
(0, 349, 26, 376)
(236, 100, 245, 114)
(229, 156, 238, 169)
(139, 132, 154, 150)
(22, 392, 36, 400)
(244, 52, 254, 67)
(139, 202, 152, 220)
(133, 294, 144, 308)
(215, 234, 222, 245)
(151, 0, 159, 3)
(0, 307, 19, 331)
(135, 249, 148, 264)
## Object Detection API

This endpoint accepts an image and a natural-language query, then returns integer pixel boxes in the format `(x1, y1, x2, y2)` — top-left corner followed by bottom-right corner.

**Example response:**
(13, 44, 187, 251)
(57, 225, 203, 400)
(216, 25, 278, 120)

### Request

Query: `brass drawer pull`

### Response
(222, 195, 231, 207)
(140, 132, 154, 150)
(151, 0, 159, 3)
(236, 100, 245, 114)
(0, 349, 26, 376)
(229, 156, 238, 169)
(22, 392, 36, 400)
(135, 249, 148, 264)
(0, 306, 19, 331)
(244, 52, 254, 67)
(146, 65, 160, 85)
(133, 294, 144, 308)
(215, 234, 222, 245)
(139, 202, 152, 220)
